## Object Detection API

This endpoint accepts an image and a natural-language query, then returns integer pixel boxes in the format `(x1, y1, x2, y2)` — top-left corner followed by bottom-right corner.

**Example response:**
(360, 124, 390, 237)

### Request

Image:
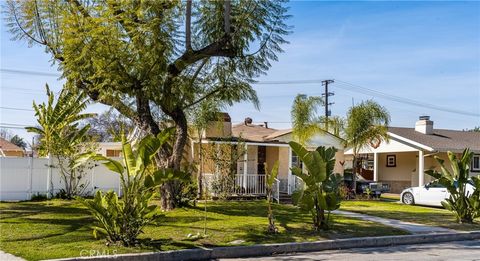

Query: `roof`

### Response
(388, 127, 480, 153)
(0, 137, 24, 152)
(231, 123, 280, 142)
(265, 129, 293, 140)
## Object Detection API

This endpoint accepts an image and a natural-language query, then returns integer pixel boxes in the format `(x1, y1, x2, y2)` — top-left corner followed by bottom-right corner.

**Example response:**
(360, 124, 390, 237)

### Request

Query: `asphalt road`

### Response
(222, 240, 480, 261)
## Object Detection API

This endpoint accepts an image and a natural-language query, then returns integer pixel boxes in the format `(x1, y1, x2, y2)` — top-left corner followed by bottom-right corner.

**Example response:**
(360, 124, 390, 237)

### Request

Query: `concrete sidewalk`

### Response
(333, 210, 456, 234)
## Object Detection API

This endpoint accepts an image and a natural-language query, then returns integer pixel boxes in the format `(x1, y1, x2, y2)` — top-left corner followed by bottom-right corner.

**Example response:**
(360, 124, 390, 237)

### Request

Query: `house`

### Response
(193, 114, 345, 197)
(0, 137, 25, 157)
(345, 116, 480, 193)
(97, 142, 122, 157)
(94, 113, 346, 198)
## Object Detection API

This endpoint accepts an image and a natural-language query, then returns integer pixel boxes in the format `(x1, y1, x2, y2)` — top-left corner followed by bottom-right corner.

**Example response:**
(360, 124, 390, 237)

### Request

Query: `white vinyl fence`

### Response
(0, 157, 121, 201)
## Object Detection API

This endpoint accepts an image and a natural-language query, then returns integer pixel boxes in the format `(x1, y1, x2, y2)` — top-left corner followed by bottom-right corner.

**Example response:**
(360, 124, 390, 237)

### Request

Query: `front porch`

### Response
(194, 140, 304, 201)
(351, 150, 434, 193)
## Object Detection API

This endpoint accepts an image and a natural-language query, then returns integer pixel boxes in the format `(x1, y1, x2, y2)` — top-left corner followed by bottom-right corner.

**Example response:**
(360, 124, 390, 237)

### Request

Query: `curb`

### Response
(47, 231, 480, 261)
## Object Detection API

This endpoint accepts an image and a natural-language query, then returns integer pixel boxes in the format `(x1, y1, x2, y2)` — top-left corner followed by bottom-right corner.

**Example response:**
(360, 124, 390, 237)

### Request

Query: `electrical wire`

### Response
(2, 68, 479, 117)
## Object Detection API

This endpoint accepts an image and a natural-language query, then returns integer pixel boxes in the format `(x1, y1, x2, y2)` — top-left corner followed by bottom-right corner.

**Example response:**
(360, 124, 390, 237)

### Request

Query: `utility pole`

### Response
(322, 79, 335, 130)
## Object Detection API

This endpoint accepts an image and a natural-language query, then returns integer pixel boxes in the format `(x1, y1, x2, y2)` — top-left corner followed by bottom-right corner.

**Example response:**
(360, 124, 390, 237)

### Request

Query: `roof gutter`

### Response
(387, 132, 435, 152)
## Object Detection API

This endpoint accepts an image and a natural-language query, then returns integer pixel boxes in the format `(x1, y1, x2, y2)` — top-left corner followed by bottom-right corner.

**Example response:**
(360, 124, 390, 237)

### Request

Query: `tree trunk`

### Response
(197, 133, 204, 199)
(160, 107, 189, 210)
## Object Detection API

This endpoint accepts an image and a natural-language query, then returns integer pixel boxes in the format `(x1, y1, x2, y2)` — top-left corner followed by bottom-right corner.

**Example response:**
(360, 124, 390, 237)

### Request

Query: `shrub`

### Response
(426, 149, 480, 223)
(290, 142, 343, 230)
(30, 193, 48, 201)
(76, 131, 188, 246)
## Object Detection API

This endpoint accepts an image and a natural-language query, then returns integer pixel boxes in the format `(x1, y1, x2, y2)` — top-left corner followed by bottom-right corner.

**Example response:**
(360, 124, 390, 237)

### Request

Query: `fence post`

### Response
(46, 154, 52, 198)
(28, 156, 33, 200)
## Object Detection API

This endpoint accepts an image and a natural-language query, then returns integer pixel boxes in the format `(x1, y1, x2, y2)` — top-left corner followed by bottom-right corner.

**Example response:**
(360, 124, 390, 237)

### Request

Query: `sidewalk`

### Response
(333, 210, 456, 234)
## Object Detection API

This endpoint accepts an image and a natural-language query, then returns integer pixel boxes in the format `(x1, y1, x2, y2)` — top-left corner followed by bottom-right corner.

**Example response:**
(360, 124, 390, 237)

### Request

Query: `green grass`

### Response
(340, 200, 480, 231)
(0, 200, 407, 260)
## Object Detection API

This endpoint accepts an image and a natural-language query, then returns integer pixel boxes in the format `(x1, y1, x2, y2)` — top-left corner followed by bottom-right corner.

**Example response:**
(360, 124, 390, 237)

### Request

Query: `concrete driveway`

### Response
(223, 240, 480, 261)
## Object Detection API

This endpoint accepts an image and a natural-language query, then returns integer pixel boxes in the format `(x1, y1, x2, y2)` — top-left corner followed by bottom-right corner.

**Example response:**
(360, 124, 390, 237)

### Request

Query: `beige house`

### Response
(193, 115, 345, 197)
(95, 114, 346, 198)
(345, 116, 480, 193)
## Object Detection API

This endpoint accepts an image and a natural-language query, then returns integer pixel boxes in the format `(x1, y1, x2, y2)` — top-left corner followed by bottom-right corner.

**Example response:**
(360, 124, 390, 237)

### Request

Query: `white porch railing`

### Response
(273, 178, 280, 203)
(289, 175, 305, 194)
(203, 173, 280, 202)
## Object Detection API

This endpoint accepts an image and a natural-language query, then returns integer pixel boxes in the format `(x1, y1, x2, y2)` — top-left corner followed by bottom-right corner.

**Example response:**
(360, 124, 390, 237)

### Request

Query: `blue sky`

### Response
(1, 1, 479, 142)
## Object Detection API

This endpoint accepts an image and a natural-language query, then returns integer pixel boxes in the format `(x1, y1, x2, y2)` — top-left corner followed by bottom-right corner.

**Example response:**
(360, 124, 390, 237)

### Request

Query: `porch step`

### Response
(278, 192, 293, 204)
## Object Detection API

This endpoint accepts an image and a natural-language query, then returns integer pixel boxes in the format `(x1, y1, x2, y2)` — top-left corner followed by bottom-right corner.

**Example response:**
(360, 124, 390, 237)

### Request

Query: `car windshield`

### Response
(428, 180, 444, 188)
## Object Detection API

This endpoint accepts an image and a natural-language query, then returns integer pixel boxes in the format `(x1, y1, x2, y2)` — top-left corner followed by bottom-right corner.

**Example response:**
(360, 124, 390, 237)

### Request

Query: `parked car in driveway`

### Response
(400, 180, 475, 207)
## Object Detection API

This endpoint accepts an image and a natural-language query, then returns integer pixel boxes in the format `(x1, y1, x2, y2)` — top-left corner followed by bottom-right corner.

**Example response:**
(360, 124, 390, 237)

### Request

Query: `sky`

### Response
(1, 1, 479, 143)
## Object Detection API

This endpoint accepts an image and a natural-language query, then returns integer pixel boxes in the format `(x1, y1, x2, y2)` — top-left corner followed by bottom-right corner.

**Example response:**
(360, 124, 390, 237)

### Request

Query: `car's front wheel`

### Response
(402, 192, 415, 205)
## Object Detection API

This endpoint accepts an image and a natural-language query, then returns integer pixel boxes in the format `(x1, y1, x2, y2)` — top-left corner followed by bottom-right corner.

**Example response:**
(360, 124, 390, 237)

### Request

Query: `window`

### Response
(472, 155, 480, 172)
(386, 155, 396, 167)
(106, 149, 122, 157)
(292, 151, 303, 170)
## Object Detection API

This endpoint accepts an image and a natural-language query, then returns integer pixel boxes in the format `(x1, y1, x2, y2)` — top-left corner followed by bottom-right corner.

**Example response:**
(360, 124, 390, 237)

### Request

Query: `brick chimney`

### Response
(415, 116, 433, 135)
(203, 112, 232, 138)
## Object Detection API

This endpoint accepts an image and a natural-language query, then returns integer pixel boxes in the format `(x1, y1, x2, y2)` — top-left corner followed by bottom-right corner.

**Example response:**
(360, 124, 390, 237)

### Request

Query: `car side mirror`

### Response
(424, 184, 430, 189)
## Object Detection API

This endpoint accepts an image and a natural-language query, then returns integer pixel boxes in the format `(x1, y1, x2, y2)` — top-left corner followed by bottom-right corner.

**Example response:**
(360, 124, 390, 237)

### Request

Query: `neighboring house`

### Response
(97, 142, 122, 157)
(345, 116, 480, 193)
(0, 137, 25, 157)
(193, 114, 345, 196)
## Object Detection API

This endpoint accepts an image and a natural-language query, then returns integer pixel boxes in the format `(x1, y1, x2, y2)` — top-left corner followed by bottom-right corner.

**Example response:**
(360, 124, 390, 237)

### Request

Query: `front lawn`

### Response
(0, 200, 407, 261)
(340, 200, 480, 231)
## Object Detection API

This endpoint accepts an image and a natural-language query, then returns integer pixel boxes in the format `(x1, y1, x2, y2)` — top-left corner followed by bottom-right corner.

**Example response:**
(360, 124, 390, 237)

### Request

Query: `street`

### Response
(223, 240, 480, 261)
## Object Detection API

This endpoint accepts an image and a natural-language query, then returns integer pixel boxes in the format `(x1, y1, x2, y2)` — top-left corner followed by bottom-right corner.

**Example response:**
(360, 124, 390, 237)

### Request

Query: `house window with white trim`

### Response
(472, 155, 480, 172)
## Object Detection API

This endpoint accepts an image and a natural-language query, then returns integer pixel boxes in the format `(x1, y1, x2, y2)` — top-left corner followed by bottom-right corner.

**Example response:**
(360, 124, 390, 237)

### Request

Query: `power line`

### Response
(1, 68, 61, 77)
(0, 106, 34, 112)
(255, 79, 479, 117)
(334, 80, 479, 117)
(0, 123, 30, 127)
(1, 68, 478, 117)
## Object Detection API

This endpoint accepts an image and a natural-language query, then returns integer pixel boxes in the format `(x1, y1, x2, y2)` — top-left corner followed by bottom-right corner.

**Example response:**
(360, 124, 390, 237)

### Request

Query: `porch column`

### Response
(418, 150, 425, 186)
(373, 152, 379, 182)
(243, 144, 248, 189)
(288, 147, 293, 195)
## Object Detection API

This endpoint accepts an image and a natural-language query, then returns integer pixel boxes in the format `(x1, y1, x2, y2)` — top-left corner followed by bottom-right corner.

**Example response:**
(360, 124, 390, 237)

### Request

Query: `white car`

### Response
(400, 180, 475, 207)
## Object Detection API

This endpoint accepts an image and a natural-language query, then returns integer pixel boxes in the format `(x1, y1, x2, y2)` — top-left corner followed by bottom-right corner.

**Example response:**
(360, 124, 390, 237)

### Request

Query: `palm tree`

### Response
(344, 100, 390, 189)
(26, 85, 95, 197)
(291, 94, 324, 145)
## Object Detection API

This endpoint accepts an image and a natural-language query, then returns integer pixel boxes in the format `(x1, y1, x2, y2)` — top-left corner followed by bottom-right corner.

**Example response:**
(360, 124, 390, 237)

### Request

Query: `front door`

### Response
(257, 146, 266, 174)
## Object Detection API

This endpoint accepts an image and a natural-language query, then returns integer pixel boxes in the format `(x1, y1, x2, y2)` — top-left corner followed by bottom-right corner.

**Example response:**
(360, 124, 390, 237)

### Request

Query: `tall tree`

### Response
(9, 135, 27, 149)
(86, 109, 135, 142)
(291, 94, 324, 145)
(5, 0, 290, 210)
(344, 100, 390, 188)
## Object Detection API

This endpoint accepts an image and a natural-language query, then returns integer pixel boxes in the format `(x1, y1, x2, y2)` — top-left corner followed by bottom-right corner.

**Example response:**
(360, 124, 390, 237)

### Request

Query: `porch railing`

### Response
(273, 178, 280, 203)
(203, 173, 278, 197)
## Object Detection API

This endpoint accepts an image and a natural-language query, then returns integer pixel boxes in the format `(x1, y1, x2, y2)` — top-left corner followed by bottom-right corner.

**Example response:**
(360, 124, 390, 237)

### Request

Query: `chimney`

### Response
(264, 122, 268, 129)
(203, 112, 232, 138)
(415, 116, 433, 135)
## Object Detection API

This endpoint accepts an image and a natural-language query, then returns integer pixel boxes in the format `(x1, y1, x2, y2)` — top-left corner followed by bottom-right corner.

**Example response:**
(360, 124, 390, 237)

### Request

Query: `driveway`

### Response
(223, 239, 480, 260)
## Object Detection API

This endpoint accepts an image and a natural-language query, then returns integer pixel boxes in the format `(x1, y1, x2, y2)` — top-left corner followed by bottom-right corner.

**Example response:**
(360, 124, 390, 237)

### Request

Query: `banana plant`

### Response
(76, 129, 188, 246)
(289, 141, 342, 230)
(265, 160, 279, 233)
(426, 149, 480, 223)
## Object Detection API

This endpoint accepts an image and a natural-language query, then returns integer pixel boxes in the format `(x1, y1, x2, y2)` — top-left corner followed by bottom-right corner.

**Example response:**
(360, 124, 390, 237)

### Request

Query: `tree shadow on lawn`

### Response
(0, 201, 90, 220)
(192, 201, 310, 223)
(2, 216, 92, 242)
